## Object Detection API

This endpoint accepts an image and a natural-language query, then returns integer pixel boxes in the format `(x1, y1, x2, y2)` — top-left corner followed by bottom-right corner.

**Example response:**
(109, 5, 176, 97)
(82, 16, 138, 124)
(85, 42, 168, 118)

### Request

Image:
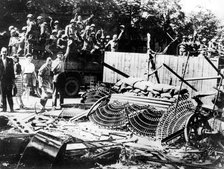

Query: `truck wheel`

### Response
(65, 77, 80, 97)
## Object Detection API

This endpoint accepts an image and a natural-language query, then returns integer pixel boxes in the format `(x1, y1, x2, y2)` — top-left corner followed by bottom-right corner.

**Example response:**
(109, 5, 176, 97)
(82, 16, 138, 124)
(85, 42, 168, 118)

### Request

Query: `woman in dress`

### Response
(13, 54, 24, 109)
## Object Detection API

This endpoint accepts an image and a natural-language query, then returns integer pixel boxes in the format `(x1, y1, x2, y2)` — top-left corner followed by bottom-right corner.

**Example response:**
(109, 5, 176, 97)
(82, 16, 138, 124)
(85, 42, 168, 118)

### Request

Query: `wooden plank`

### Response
(110, 96, 173, 106)
(111, 94, 175, 103)
(110, 94, 175, 110)
(184, 76, 221, 81)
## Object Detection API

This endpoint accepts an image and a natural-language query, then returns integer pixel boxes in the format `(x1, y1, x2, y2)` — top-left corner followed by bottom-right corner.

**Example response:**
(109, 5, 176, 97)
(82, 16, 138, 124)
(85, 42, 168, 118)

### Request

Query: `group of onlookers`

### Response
(178, 35, 224, 57)
(0, 47, 66, 113)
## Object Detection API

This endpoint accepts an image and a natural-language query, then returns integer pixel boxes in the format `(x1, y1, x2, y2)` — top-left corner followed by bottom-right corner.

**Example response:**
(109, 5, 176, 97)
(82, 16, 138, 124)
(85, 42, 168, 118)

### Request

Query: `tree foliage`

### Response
(186, 8, 219, 41)
(0, 0, 221, 52)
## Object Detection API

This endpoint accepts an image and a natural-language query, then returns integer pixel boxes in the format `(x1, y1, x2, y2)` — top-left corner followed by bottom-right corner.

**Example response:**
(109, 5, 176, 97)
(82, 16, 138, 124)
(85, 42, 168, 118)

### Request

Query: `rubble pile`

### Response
(1, 79, 224, 168)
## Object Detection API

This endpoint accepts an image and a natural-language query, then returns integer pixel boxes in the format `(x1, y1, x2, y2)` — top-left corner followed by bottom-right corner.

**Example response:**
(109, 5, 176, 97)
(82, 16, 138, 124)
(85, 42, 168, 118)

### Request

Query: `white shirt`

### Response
(23, 61, 35, 74)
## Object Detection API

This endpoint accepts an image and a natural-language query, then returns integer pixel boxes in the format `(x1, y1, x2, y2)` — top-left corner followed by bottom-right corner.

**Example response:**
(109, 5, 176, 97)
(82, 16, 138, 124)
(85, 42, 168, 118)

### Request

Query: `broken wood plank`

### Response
(184, 76, 221, 81)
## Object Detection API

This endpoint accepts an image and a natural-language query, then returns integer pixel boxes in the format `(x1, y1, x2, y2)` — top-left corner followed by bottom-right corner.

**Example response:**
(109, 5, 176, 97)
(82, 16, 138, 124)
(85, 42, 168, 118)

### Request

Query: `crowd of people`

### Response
(7, 13, 125, 59)
(2, 12, 224, 113)
(178, 34, 224, 57)
(0, 47, 66, 113)
(0, 13, 126, 113)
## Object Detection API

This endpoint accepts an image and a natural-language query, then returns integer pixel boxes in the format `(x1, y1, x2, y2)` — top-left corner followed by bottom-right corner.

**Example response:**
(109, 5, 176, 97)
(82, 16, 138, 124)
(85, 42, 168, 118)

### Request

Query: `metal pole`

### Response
(204, 55, 224, 78)
(163, 63, 197, 91)
(173, 53, 191, 119)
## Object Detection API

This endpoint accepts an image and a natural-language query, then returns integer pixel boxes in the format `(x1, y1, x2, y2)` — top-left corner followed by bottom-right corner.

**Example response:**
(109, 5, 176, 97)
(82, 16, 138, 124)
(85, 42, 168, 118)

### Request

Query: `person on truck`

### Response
(17, 26, 27, 56)
(36, 57, 52, 113)
(57, 34, 68, 54)
(8, 29, 20, 56)
(45, 29, 58, 59)
(178, 35, 188, 56)
(74, 14, 94, 30)
(105, 25, 124, 52)
(26, 14, 34, 27)
(65, 19, 78, 40)
(25, 15, 39, 56)
(52, 20, 61, 35)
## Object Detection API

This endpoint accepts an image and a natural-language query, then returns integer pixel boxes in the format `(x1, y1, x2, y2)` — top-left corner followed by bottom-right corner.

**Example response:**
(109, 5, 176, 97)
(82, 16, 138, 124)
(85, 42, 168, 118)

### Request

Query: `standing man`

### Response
(51, 51, 65, 110)
(0, 47, 15, 112)
(37, 57, 52, 113)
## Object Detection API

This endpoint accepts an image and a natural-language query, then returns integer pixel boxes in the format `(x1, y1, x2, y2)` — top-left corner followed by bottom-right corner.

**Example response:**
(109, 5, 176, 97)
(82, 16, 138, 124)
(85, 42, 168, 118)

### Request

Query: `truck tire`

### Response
(64, 77, 80, 97)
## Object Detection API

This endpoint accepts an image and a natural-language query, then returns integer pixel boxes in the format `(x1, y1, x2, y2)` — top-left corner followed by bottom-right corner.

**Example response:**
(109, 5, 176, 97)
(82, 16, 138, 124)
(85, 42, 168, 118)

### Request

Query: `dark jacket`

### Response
(52, 59, 64, 83)
(0, 56, 15, 84)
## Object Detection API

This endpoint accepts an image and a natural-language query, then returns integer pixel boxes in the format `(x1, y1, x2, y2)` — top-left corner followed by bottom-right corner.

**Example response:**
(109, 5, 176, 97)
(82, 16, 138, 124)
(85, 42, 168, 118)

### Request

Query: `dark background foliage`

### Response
(0, 0, 220, 53)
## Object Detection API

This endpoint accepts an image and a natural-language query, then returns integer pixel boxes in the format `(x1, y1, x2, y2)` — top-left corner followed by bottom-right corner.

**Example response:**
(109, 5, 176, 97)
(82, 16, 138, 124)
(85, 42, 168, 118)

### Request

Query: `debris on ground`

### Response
(1, 80, 224, 169)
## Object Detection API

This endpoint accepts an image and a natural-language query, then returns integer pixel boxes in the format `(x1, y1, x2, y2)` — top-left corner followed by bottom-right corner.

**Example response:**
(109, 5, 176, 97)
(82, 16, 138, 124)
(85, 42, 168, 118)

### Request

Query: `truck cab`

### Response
(62, 51, 103, 97)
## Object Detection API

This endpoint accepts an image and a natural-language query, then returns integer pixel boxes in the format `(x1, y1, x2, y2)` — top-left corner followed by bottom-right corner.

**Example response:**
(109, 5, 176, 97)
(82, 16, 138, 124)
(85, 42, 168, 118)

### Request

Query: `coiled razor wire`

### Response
(88, 94, 195, 138)
(127, 106, 164, 136)
(89, 101, 129, 128)
(89, 101, 164, 136)
(81, 85, 115, 104)
(156, 99, 194, 140)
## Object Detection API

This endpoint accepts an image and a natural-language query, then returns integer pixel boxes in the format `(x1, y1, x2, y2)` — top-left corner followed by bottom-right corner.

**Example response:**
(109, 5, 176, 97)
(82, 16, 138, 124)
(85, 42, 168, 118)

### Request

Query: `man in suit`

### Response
(0, 47, 15, 112)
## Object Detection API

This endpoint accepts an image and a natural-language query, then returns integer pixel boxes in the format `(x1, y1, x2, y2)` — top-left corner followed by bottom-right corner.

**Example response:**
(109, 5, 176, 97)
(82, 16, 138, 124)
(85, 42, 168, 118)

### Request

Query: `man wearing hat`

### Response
(178, 35, 188, 56)
(38, 16, 52, 57)
(198, 38, 208, 54)
(25, 14, 39, 55)
(90, 24, 96, 32)
(17, 26, 27, 56)
(45, 29, 58, 58)
(52, 20, 61, 35)
(37, 16, 45, 38)
(75, 14, 94, 29)
(65, 18, 77, 40)
(26, 14, 34, 26)
(208, 38, 218, 57)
